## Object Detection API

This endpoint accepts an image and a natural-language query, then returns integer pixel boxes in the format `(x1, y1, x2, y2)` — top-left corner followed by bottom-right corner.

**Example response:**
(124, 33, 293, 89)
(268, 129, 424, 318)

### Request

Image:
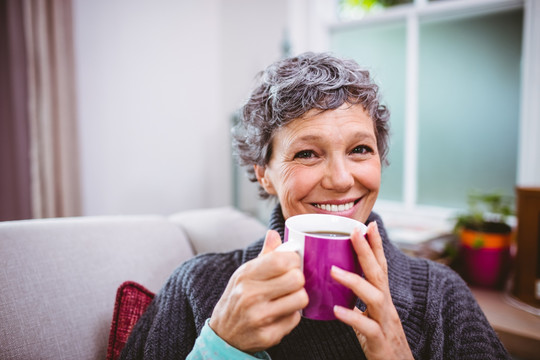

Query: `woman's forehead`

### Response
(274, 104, 375, 142)
(286, 104, 371, 129)
(298, 102, 366, 119)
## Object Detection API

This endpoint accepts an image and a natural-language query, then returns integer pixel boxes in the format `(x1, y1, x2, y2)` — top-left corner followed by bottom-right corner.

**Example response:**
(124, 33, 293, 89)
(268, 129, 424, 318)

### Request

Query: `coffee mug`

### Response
(277, 214, 366, 321)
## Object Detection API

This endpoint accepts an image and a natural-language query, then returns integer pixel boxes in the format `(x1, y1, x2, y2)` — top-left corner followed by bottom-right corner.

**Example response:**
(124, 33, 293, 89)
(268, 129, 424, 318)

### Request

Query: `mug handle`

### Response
(276, 241, 302, 254)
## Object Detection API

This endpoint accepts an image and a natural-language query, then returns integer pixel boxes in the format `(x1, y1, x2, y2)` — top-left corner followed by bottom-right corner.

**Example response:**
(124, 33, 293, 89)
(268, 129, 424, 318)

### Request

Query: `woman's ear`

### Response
(254, 164, 276, 195)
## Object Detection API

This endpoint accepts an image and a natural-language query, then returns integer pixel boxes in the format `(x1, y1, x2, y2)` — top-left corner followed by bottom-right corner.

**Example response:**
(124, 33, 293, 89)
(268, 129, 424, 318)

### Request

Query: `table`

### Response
(470, 287, 540, 360)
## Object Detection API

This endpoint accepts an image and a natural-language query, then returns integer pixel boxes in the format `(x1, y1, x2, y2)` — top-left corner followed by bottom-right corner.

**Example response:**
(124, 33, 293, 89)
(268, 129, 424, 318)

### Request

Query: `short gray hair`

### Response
(232, 52, 390, 199)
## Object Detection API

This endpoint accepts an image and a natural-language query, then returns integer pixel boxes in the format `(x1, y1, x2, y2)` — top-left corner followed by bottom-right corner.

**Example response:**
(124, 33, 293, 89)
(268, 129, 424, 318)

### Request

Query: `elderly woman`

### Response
(121, 52, 509, 359)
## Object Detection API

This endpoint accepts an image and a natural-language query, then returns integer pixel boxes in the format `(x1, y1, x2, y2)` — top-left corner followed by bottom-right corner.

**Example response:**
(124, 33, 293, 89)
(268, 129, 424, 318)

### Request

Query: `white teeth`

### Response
(315, 201, 354, 212)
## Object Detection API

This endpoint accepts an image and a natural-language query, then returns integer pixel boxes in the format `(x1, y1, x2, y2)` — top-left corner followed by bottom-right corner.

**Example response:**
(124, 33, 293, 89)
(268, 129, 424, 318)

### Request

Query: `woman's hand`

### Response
(331, 222, 414, 360)
(209, 230, 309, 354)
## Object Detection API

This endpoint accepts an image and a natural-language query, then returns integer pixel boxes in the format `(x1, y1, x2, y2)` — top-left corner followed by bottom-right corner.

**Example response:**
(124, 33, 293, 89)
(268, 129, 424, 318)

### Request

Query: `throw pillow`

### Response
(107, 281, 155, 360)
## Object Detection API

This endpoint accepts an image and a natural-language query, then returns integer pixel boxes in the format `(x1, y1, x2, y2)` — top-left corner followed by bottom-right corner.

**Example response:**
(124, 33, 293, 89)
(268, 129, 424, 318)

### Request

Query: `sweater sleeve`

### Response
(423, 262, 511, 359)
(187, 319, 271, 360)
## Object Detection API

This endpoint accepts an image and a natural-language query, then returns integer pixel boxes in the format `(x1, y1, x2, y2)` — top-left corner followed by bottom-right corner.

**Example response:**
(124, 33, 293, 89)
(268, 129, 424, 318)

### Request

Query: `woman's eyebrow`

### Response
(351, 131, 377, 141)
(295, 134, 323, 142)
(295, 131, 375, 142)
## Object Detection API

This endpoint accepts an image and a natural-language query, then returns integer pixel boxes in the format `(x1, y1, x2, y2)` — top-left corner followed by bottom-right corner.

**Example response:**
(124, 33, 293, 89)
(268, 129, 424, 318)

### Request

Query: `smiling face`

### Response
(254, 103, 381, 223)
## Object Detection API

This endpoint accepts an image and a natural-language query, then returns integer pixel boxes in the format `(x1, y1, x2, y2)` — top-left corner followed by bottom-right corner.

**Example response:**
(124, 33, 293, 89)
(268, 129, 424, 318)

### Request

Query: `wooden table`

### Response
(470, 287, 540, 360)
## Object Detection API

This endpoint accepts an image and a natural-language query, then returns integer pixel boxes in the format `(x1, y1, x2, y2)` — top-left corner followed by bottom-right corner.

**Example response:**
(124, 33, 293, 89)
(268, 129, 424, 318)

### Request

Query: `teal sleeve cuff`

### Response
(186, 319, 271, 360)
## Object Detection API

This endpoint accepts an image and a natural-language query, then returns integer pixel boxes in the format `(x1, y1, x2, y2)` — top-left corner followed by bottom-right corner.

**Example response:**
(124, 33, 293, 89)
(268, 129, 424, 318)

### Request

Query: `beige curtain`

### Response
(23, 0, 80, 218)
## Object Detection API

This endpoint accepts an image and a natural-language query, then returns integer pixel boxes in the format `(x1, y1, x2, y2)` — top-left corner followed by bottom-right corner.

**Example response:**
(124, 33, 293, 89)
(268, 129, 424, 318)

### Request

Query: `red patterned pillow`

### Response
(107, 281, 155, 360)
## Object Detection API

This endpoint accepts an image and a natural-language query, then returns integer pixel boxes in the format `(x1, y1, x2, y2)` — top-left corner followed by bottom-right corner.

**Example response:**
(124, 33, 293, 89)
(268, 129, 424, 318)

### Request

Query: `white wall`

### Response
(221, 0, 289, 219)
(73, 0, 287, 216)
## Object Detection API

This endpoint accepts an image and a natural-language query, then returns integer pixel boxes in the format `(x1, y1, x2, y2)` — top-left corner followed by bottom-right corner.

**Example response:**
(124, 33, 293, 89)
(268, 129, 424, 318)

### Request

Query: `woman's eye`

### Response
(352, 145, 373, 155)
(294, 150, 315, 159)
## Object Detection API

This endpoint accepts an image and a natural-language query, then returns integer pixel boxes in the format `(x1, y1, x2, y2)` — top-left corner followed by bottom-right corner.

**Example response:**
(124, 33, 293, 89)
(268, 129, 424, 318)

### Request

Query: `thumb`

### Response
(259, 229, 282, 256)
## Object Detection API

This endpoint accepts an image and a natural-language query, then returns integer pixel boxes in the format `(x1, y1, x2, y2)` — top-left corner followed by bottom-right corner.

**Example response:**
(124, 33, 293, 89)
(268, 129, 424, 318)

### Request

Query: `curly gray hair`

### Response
(233, 52, 390, 199)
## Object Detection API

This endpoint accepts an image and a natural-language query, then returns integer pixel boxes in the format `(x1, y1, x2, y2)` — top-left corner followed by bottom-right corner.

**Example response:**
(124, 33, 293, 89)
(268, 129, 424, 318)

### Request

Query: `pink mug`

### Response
(277, 214, 366, 321)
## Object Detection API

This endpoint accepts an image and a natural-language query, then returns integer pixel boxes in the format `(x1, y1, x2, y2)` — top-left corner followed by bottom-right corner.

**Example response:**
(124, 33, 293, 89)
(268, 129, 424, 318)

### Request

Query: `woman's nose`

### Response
(321, 157, 354, 192)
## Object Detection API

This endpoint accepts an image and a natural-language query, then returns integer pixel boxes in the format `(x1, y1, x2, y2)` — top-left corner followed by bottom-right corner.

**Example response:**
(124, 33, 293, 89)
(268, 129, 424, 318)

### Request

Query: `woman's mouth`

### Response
(312, 199, 361, 213)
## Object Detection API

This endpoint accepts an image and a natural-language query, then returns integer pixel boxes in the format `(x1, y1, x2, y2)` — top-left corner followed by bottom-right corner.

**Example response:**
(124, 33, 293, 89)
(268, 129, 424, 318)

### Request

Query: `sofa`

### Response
(0, 206, 267, 360)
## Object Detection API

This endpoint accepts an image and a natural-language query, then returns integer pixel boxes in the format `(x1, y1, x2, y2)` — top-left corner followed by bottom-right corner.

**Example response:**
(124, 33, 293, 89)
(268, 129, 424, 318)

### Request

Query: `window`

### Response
(328, 0, 529, 217)
(416, 11, 522, 209)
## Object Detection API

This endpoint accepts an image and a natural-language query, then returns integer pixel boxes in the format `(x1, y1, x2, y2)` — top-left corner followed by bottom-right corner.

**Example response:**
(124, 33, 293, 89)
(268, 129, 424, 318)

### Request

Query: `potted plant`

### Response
(453, 191, 514, 289)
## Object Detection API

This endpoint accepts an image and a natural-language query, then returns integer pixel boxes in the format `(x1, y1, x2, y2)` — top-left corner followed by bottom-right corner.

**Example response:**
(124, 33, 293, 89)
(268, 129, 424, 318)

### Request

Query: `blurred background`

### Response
(1, 0, 539, 231)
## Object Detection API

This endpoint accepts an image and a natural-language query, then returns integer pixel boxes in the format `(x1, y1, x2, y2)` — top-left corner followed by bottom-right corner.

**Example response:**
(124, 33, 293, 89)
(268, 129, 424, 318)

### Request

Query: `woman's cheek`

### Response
(358, 161, 381, 190)
(288, 167, 319, 191)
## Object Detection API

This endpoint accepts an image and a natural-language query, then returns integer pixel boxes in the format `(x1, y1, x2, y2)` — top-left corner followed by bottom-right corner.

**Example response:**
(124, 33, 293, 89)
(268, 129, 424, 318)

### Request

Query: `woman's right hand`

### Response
(209, 230, 308, 354)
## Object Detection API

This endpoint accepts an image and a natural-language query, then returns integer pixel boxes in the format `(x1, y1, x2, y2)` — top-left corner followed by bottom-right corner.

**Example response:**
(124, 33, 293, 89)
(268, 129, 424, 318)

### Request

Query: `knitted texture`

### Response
(120, 205, 510, 359)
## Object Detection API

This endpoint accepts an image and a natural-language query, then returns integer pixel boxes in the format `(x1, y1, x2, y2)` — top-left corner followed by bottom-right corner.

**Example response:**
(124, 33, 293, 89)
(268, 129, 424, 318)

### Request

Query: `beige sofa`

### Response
(0, 207, 267, 360)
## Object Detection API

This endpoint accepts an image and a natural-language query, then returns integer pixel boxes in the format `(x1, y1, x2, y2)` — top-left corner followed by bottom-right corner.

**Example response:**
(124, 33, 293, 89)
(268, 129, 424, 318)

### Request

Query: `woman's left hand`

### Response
(330, 221, 414, 360)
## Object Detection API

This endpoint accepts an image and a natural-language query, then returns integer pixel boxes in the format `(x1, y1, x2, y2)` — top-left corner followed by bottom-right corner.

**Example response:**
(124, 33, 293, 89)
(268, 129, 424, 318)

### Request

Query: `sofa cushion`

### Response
(107, 281, 155, 360)
(0, 215, 193, 360)
(168, 206, 267, 254)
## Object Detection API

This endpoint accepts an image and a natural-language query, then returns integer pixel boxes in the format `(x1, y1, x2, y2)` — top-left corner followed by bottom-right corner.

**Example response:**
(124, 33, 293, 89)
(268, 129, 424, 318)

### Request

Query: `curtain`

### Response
(24, 0, 81, 218)
(0, 0, 80, 220)
(0, 0, 32, 221)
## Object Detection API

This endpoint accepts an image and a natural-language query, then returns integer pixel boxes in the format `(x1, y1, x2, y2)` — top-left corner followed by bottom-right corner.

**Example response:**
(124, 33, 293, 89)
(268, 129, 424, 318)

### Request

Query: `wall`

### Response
(73, 0, 287, 216)
(221, 0, 289, 219)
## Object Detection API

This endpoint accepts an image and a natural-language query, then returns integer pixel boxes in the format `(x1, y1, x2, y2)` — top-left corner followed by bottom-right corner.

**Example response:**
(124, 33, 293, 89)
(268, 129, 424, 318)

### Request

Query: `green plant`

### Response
(338, 0, 411, 18)
(453, 191, 514, 234)
(339, 0, 410, 11)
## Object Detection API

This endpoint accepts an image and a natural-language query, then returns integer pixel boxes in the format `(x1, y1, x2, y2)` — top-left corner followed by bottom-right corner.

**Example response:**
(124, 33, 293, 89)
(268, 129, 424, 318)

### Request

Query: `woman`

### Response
(121, 52, 509, 359)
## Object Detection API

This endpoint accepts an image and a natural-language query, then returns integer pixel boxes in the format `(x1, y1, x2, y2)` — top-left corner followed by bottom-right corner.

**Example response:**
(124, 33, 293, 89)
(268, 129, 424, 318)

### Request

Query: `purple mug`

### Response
(277, 214, 366, 321)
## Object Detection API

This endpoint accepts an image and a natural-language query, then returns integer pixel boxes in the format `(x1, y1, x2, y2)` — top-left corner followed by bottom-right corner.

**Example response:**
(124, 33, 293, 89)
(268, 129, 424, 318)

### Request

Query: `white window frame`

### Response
(287, 0, 540, 229)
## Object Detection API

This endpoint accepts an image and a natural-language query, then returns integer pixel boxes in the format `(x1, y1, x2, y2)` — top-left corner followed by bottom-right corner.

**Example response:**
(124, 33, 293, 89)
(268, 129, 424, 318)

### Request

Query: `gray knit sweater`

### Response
(120, 206, 510, 359)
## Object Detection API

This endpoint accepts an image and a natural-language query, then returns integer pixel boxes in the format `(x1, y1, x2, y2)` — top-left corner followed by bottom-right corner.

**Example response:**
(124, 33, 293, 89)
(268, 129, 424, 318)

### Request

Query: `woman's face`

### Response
(255, 103, 381, 223)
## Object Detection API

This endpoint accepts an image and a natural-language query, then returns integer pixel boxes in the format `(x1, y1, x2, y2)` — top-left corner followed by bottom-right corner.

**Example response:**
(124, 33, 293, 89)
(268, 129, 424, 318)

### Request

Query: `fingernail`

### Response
(333, 305, 346, 316)
(331, 265, 345, 276)
(367, 221, 378, 238)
